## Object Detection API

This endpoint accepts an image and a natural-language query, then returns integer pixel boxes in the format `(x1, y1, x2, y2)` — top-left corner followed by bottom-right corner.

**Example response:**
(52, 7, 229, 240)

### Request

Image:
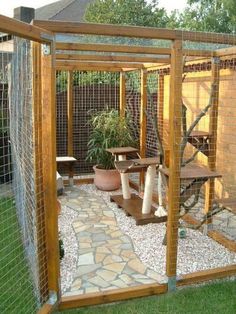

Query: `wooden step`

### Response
(110, 194, 167, 225)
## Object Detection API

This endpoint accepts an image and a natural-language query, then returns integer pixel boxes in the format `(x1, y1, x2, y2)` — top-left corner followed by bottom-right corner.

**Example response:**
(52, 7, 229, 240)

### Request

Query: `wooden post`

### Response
(158, 73, 164, 142)
(67, 70, 73, 156)
(119, 72, 126, 117)
(204, 57, 220, 218)
(166, 40, 183, 290)
(32, 42, 50, 302)
(41, 42, 60, 299)
(139, 69, 147, 191)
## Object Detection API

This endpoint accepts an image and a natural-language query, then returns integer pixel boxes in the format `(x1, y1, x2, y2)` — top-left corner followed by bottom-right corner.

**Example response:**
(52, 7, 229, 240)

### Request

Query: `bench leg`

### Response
(142, 164, 156, 214)
(118, 155, 131, 199)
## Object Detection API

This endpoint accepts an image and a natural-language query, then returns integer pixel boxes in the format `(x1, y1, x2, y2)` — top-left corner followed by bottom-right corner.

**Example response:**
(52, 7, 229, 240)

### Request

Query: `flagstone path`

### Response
(59, 187, 165, 297)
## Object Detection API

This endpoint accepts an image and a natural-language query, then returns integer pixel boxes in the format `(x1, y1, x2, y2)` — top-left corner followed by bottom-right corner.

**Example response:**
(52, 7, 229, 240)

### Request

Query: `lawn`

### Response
(56, 279, 236, 314)
(0, 197, 37, 314)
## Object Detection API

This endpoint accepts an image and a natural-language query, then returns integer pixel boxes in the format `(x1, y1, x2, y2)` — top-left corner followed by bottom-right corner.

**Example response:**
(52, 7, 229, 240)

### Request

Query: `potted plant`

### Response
(86, 109, 135, 191)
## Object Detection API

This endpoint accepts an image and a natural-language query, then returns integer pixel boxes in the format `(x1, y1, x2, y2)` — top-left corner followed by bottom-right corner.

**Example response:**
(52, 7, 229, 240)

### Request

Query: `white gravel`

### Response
(59, 184, 236, 293)
(59, 204, 79, 293)
(80, 184, 236, 276)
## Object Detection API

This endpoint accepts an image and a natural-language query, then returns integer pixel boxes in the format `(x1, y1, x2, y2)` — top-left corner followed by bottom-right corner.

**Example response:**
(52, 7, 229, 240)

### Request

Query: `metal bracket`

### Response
(42, 44, 51, 56)
(168, 276, 177, 292)
(212, 56, 221, 64)
(47, 291, 58, 305)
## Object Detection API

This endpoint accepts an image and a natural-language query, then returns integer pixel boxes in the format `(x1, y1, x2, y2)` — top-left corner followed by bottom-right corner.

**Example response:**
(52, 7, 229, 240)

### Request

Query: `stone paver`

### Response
(59, 186, 165, 296)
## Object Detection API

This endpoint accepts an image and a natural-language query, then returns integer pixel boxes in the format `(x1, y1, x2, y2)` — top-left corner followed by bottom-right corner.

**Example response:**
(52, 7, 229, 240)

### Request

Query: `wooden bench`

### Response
(56, 156, 77, 186)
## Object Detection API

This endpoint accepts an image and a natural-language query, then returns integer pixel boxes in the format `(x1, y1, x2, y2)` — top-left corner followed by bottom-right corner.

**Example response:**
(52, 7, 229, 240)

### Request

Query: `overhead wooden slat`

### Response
(56, 64, 123, 72)
(34, 19, 236, 44)
(34, 20, 178, 40)
(0, 14, 53, 43)
(56, 53, 170, 64)
(56, 60, 153, 69)
(215, 46, 236, 56)
(56, 42, 214, 58)
(56, 42, 171, 55)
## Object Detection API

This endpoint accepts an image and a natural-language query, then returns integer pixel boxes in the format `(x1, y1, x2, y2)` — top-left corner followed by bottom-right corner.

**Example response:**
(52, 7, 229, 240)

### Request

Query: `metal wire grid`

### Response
(0, 36, 48, 314)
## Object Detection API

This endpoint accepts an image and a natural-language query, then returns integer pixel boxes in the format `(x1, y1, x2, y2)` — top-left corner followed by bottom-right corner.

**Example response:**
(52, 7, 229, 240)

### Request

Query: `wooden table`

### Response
(106, 147, 139, 199)
(56, 156, 77, 186)
(160, 164, 222, 210)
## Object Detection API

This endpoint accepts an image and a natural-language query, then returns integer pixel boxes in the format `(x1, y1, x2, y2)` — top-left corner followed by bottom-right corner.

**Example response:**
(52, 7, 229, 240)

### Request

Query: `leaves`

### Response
(86, 109, 136, 169)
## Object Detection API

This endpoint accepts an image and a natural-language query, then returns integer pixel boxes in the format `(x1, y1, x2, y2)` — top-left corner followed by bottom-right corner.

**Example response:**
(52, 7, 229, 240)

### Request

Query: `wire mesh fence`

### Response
(0, 35, 48, 313)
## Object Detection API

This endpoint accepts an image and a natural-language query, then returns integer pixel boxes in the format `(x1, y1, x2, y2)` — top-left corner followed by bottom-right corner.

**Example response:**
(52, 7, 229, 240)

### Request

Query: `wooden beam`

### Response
(158, 73, 164, 142)
(120, 72, 126, 117)
(139, 69, 147, 191)
(215, 46, 236, 57)
(56, 42, 171, 55)
(33, 42, 50, 303)
(56, 60, 150, 69)
(34, 20, 178, 40)
(56, 53, 170, 64)
(177, 264, 236, 286)
(41, 42, 60, 296)
(56, 42, 213, 57)
(59, 283, 167, 310)
(166, 40, 183, 280)
(67, 71, 73, 156)
(204, 57, 220, 217)
(56, 64, 123, 72)
(34, 20, 236, 44)
(0, 14, 53, 43)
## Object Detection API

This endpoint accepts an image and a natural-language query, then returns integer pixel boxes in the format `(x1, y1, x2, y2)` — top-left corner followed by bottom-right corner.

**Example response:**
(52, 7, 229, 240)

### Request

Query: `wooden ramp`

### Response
(110, 194, 167, 225)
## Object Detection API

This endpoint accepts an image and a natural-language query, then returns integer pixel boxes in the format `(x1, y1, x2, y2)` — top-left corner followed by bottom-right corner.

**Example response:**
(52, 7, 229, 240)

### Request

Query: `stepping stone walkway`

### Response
(59, 187, 165, 297)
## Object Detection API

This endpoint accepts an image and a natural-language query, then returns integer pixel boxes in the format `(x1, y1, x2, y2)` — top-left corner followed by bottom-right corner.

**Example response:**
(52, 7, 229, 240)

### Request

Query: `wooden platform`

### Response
(115, 157, 160, 173)
(215, 198, 236, 215)
(106, 146, 139, 156)
(110, 194, 167, 225)
(160, 164, 221, 180)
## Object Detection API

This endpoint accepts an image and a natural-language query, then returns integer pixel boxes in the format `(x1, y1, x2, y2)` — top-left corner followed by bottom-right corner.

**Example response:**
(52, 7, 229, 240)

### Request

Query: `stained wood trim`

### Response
(139, 69, 147, 191)
(59, 283, 167, 310)
(56, 53, 170, 64)
(215, 46, 236, 56)
(158, 73, 164, 141)
(34, 20, 236, 44)
(204, 57, 220, 216)
(0, 14, 53, 43)
(208, 230, 236, 253)
(33, 42, 50, 303)
(56, 60, 149, 69)
(67, 71, 73, 156)
(41, 42, 60, 294)
(56, 42, 171, 55)
(56, 64, 123, 72)
(166, 40, 183, 278)
(120, 72, 126, 117)
(177, 264, 236, 286)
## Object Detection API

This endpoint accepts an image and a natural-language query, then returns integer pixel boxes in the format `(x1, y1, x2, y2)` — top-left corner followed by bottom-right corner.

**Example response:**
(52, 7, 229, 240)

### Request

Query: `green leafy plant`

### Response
(86, 109, 136, 170)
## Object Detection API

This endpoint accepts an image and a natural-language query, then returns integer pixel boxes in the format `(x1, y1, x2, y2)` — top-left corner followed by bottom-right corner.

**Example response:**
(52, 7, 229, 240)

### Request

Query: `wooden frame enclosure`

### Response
(1, 13, 236, 314)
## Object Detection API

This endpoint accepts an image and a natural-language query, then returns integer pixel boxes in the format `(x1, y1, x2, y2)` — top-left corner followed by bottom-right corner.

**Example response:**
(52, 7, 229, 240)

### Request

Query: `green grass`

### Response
(0, 197, 37, 314)
(56, 280, 236, 314)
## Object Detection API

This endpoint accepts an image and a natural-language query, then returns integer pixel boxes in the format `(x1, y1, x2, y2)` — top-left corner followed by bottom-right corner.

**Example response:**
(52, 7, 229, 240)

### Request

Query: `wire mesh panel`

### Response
(0, 35, 48, 313)
(164, 35, 236, 280)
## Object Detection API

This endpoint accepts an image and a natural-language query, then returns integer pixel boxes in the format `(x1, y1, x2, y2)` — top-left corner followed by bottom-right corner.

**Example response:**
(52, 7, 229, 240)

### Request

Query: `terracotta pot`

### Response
(93, 165, 121, 191)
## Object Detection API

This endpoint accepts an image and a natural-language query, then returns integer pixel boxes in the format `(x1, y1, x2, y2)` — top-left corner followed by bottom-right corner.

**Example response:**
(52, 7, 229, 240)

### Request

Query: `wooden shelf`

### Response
(215, 198, 236, 215)
(115, 157, 160, 173)
(110, 194, 167, 225)
(160, 164, 221, 180)
(106, 146, 139, 156)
